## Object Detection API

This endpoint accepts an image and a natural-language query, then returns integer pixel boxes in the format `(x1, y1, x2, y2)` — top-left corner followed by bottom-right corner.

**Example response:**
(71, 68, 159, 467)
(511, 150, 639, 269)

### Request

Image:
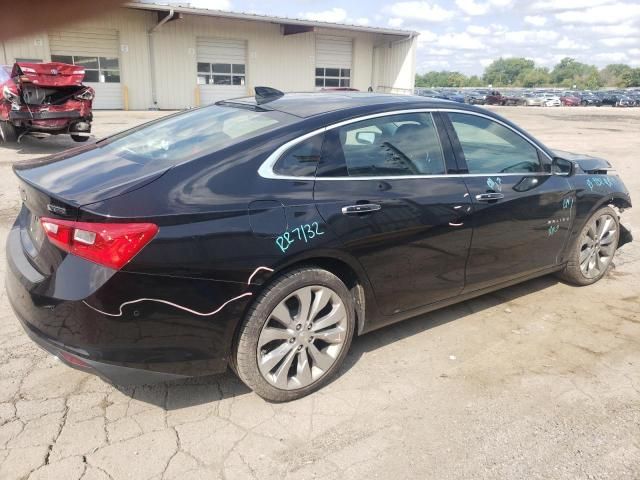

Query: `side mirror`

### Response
(551, 157, 574, 176)
(355, 131, 376, 145)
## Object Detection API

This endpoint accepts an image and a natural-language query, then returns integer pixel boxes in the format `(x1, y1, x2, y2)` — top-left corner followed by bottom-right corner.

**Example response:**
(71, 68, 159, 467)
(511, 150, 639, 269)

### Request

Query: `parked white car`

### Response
(543, 95, 562, 107)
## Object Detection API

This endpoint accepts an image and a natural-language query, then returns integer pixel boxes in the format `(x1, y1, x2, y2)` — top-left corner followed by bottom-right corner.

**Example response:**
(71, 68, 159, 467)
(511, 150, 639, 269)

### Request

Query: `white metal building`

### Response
(0, 2, 418, 110)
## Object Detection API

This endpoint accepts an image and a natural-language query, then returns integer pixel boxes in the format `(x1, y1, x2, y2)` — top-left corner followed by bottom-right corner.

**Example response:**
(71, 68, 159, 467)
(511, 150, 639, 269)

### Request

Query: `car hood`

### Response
(552, 150, 613, 173)
(11, 62, 85, 87)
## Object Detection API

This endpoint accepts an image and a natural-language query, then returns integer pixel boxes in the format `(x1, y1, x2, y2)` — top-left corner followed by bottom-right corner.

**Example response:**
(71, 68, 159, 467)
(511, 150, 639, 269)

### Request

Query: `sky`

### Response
(176, 0, 640, 75)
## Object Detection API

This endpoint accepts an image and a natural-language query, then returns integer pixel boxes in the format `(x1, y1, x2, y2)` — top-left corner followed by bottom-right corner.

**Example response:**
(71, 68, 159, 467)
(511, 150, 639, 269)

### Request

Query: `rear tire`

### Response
(557, 206, 620, 286)
(234, 267, 355, 402)
(0, 121, 17, 143)
(71, 134, 89, 142)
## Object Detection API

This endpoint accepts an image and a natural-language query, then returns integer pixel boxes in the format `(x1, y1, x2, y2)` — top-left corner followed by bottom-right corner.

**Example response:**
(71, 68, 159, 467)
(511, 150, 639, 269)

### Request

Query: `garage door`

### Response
(49, 30, 123, 109)
(315, 35, 352, 89)
(197, 38, 247, 105)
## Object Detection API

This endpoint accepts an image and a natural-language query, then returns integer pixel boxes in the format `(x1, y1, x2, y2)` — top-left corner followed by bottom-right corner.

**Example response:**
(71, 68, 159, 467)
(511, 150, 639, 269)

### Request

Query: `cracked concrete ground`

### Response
(0, 107, 638, 480)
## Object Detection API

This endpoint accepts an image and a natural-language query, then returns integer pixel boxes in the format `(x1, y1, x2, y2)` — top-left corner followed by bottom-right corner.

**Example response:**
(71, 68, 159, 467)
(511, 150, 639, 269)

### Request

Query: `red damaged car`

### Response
(0, 62, 93, 143)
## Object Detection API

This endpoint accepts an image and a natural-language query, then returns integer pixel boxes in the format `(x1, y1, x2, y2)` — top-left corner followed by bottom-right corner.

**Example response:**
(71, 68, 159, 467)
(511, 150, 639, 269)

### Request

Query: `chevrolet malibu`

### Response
(7, 89, 632, 401)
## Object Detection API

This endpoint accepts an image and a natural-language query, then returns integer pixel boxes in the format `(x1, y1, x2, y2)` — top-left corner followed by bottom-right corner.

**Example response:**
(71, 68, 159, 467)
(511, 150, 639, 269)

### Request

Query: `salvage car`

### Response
(6, 90, 632, 401)
(0, 62, 93, 143)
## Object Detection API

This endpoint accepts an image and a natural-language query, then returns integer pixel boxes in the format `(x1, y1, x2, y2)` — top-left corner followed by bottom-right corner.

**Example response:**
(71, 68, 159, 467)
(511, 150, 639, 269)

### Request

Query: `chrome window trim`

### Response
(258, 108, 553, 181)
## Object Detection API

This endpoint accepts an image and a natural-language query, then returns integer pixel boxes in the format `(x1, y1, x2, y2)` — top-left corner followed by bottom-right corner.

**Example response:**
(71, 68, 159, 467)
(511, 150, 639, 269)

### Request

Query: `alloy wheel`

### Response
(257, 285, 348, 390)
(579, 213, 617, 279)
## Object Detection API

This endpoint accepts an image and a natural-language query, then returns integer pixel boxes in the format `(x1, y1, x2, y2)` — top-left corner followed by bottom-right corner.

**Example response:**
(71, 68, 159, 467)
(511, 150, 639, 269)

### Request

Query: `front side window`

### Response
(326, 112, 446, 177)
(315, 67, 351, 88)
(197, 63, 245, 86)
(448, 113, 541, 174)
(51, 55, 120, 83)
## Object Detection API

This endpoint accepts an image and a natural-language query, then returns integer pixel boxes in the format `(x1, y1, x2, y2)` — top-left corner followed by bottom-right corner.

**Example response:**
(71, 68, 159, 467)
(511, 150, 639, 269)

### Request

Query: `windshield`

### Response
(101, 104, 294, 168)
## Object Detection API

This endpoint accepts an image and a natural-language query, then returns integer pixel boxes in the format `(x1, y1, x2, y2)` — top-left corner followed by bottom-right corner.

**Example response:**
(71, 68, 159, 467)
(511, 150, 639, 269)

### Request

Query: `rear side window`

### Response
(323, 112, 446, 177)
(448, 113, 541, 174)
(274, 134, 323, 177)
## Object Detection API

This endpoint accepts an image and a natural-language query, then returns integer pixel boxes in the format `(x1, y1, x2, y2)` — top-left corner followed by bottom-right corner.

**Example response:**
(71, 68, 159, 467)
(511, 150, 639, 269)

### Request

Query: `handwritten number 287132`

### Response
(276, 222, 324, 253)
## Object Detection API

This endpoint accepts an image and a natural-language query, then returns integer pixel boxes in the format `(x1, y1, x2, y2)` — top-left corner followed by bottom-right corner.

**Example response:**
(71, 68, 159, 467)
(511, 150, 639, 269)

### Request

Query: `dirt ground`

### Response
(0, 106, 638, 480)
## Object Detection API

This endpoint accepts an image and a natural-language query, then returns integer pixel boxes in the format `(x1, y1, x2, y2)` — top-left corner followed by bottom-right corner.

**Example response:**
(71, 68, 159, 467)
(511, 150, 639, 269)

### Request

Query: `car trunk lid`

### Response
(12, 62, 85, 88)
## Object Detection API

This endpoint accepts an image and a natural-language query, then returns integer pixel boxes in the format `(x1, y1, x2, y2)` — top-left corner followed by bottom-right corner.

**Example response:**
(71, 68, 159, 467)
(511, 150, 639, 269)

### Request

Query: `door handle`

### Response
(475, 193, 504, 202)
(341, 203, 382, 215)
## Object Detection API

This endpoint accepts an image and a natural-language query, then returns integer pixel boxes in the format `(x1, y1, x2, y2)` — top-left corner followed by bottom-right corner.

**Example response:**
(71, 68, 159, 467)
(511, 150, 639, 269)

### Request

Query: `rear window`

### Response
(102, 105, 294, 168)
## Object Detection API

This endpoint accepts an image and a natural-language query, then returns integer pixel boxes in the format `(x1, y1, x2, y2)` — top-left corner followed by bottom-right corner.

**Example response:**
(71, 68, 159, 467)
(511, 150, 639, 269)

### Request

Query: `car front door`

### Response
(444, 111, 574, 291)
(314, 111, 473, 317)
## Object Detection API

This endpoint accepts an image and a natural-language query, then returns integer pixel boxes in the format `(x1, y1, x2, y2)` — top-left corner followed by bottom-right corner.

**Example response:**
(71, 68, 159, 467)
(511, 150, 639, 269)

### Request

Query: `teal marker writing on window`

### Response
(275, 222, 324, 253)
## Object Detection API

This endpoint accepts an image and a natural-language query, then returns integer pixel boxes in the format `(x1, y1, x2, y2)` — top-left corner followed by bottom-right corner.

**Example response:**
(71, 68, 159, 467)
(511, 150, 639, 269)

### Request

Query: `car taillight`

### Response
(74, 88, 94, 101)
(40, 218, 158, 270)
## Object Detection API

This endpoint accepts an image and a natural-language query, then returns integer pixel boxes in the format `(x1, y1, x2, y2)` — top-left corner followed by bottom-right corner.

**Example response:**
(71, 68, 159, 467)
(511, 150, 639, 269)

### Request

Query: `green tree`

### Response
(550, 57, 600, 88)
(517, 67, 550, 87)
(620, 68, 640, 87)
(599, 64, 633, 87)
(482, 57, 535, 86)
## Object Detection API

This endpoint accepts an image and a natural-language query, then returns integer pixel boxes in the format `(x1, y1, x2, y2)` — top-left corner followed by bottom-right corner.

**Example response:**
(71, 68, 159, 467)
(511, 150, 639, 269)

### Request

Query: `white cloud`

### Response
(501, 30, 560, 45)
(554, 37, 587, 50)
(300, 7, 348, 23)
(466, 25, 491, 35)
(456, 0, 491, 15)
(353, 17, 370, 25)
(455, 0, 513, 16)
(187, 0, 232, 9)
(555, 3, 640, 24)
(593, 52, 629, 62)
(388, 17, 404, 27)
(531, 0, 615, 11)
(388, 2, 455, 22)
(436, 31, 485, 49)
(417, 30, 438, 43)
(592, 24, 640, 36)
(524, 15, 547, 27)
(479, 58, 494, 67)
(600, 37, 640, 47)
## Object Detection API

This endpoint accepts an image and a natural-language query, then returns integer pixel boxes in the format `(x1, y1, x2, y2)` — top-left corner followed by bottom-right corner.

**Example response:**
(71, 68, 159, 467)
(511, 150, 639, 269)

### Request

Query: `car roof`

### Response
(219, 92, 455, 118)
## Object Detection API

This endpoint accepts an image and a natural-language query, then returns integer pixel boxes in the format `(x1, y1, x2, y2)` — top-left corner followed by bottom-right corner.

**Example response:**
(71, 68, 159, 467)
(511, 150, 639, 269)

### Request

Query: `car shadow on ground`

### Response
(0, 136, 93, 156)
(116, 274, 560, 408)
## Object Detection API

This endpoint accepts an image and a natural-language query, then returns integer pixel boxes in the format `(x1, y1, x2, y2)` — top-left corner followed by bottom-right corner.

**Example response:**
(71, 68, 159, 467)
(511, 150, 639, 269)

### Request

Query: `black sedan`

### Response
(7, 89, 632, 401)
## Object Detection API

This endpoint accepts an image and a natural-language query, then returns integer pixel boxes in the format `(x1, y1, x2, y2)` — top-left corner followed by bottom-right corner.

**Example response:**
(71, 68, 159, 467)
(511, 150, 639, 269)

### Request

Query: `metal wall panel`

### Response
(315, 35, 353, 69)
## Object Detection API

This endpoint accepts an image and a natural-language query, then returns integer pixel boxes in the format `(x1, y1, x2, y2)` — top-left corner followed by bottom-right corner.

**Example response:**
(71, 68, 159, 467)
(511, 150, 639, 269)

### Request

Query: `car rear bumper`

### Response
(14, 311, 189, 384)
(6, 219, 251, 385)
(9, 110, 81, 120)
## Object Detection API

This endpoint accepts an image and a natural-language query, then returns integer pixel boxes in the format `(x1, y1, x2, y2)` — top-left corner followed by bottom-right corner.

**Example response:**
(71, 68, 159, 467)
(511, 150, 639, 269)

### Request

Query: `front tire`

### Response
(71, 134, 89, 142)
(0, 121, 17, 143)
(557, 206, 620, 286)
(234, 267, 356, 402)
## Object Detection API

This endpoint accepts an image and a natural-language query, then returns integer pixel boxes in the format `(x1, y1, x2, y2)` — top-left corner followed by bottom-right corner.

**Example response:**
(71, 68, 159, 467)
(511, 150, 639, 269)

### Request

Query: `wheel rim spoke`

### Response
(311, 302, 346, 332)
(579, 247, 592, 264)
(258, 327, 291, 347)
(294, 348, 312, 386)
(294, 287, 313, 323)
(307, 343, 335, 372)
(271, 303, 294, 327)
(272, 347, 298, 388)
(257, 285, 348, 390)
(260, 341, 294, 372)
(307, 288, 331, 323)
(312, 326, 345, 344)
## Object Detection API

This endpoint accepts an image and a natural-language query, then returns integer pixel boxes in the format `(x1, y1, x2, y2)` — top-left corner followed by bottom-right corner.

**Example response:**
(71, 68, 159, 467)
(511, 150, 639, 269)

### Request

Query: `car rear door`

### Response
(313, 111, 473, 317)
(443, 111, 574, 291)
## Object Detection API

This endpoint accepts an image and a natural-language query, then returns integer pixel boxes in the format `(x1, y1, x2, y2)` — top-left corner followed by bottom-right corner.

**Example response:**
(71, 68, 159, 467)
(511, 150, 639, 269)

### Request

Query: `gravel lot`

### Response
(0, 106, 638, 480)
